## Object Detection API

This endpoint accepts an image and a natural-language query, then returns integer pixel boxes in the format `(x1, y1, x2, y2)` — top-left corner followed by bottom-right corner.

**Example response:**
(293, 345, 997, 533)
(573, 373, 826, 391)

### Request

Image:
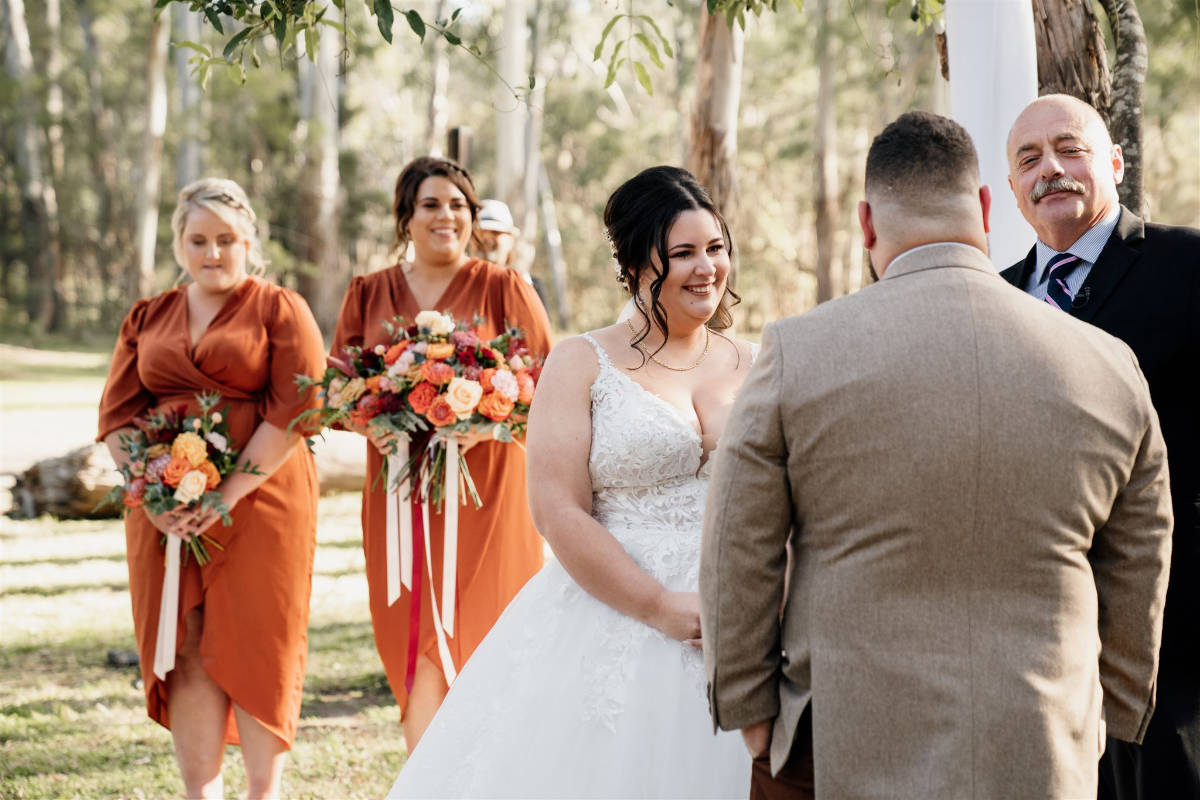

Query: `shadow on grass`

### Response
(0, 552, 127, 568)
(2, 690, 142, 721)
(0, 580, 128, 598)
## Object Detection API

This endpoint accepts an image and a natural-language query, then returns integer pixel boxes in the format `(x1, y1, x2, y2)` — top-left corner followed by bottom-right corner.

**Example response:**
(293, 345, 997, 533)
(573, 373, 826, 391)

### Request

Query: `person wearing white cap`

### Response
(474, 199, 518, 268)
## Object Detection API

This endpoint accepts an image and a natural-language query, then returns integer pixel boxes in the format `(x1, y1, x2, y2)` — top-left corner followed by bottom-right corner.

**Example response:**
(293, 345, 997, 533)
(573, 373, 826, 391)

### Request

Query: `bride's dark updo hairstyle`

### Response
(603, 166, 739, 361)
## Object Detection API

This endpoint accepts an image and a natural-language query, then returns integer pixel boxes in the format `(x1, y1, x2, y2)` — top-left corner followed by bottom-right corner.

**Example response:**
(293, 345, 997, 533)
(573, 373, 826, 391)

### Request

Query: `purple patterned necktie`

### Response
(1043, 252, 1080, 311)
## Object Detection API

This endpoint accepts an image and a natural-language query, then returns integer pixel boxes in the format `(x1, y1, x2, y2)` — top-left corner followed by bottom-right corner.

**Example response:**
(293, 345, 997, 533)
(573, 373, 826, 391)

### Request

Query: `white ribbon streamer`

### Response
(442, 438, 459, 637)
(153, 537, 181, 680)
(422, 495, 457, 687)
(385, 438, 414, 607)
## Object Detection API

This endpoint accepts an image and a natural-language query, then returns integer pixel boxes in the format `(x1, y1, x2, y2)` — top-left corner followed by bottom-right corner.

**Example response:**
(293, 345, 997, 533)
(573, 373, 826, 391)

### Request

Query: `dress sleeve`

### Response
(97, 299, 154, 441)
(499, 270, 554, 358)
(331, 275, 368, 355)
(261, 288, 328, 434)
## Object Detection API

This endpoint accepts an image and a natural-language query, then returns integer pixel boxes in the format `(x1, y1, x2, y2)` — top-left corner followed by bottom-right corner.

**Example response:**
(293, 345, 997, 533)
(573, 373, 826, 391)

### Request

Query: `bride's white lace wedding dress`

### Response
(388, 333, 750, 799)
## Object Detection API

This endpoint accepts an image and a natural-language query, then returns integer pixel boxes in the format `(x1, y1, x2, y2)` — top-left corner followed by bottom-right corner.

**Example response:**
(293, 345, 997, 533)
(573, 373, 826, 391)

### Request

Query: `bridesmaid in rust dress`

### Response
(98, 178, 325, 799)
(332, 156, 553, 750)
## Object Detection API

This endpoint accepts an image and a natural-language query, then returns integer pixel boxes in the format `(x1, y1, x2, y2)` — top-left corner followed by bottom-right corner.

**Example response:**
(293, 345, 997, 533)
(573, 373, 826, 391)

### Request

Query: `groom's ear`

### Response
(858, 201, 876, 249)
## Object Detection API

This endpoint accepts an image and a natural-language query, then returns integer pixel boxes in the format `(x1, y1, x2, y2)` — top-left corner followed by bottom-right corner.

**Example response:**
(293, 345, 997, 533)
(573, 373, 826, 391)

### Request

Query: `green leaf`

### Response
(250, 49, 261, 68)
(221, 26, 254, 60)
(406, 9, 426, 42)
(373, 0, 394, 43)
(273, 14, 287, 47)
(528, 74, 536, 90)
(203, 7, 224, 34)
(304, 25, 318, 60)
(174, 39, 212, 56)
(633, 60, 653, 94)
(593, 14, 622, 61)
(443, 30, 461, 46)
(451, 7, 462, 21)
(603, 40, 625, 87)
(634, 32, 663, 69)
(635, 15, 673, 58)
(154, 0, 172, 9)
(788, 0, 804, 11)
(318, 17, 348, 34)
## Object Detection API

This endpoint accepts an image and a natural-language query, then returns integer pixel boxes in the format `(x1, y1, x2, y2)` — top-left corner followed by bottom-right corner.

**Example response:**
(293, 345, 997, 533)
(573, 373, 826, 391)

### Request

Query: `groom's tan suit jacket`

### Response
(700, 243, 1173, 798)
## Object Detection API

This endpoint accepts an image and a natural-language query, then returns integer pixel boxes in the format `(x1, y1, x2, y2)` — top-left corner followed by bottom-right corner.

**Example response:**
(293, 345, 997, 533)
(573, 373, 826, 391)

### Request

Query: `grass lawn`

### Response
(0, 493, 407, 799)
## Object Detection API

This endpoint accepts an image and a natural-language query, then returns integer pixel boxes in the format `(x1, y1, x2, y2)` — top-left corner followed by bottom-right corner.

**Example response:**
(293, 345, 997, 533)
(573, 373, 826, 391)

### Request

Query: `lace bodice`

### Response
(583, 334, 712, 586)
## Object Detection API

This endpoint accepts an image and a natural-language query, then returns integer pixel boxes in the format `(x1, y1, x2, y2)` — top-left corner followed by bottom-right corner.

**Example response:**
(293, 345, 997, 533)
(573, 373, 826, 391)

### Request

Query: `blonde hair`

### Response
(171, 177, 266, 273)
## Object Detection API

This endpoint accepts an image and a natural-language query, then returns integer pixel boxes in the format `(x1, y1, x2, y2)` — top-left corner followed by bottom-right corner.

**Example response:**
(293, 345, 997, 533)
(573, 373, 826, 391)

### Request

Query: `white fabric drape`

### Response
(945, 0, 1039, 270)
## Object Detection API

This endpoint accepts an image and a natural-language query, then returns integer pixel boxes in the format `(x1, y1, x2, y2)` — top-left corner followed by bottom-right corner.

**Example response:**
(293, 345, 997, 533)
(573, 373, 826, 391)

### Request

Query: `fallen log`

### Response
(8, 431, 367, 520)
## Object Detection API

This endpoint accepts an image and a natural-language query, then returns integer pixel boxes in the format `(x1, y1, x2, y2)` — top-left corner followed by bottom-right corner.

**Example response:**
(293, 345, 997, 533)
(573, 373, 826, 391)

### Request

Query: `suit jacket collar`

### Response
(882, 241, 996, 281)
(1003, 206, 1145, 321)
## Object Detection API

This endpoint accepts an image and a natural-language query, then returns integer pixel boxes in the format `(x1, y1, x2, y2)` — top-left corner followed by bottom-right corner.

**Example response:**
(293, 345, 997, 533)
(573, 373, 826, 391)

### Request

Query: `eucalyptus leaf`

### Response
(633, 60, 653, 94)
(406, 9, 426, 42)
(373, 0, 394, 43)
(594, 14, 622, 61)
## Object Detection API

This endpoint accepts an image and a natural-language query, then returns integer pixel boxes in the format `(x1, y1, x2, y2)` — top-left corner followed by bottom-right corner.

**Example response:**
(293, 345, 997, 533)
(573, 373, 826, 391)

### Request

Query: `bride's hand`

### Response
(648, 590, 702, 644)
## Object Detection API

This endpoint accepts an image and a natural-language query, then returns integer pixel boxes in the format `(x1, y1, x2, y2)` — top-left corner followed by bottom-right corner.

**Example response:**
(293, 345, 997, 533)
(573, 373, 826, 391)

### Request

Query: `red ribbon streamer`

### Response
(404, 501, 425, 694)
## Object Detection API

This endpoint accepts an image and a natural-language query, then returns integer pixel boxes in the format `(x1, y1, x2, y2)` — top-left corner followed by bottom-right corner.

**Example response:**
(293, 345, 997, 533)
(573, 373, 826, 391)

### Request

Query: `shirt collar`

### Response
(1035, 205, 1121, 280)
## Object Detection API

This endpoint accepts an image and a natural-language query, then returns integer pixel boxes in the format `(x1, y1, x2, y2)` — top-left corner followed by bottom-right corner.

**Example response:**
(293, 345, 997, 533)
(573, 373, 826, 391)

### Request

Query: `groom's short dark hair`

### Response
(865, 112, 980, 202)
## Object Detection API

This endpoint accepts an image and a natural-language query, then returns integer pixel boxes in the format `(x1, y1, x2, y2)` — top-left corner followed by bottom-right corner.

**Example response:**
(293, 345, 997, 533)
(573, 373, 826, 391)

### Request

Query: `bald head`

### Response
(1006, 94, 1123, 251)
(858, 112, 991, 275)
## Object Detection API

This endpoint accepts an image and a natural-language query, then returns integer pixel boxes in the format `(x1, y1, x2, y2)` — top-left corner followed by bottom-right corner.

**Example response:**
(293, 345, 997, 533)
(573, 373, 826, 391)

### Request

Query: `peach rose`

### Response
(162, 457, 193, 488)
(197, 460, 221, 490)
(425, 396, 457, 427)
(479, 368, 497, 393)
(173, 470, 208, 504)
(516, 370, 536, 405)
(408, 382, 439, 415)
(426, 342, 455, 361)
(478, 391, 515, 422)
(171, 432, 208, 467)
(445, 377, 484, 419)
(420, 361, 455, 386)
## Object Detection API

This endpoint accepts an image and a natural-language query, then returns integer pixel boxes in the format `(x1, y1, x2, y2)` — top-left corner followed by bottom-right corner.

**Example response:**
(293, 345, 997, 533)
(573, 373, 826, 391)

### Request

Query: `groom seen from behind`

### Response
(701, 111, 1174, 799)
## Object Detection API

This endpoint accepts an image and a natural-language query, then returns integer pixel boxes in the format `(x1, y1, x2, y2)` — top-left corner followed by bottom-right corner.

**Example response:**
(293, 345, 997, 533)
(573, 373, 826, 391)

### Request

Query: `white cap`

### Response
(477, 199, 515, 232)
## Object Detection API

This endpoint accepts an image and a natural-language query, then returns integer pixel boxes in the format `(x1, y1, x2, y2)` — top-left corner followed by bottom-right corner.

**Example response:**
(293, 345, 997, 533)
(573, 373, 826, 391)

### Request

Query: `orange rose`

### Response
(426, 342, 455, 360)
(425, 396, 456, 427)
(384, 342, 408, 365)
(478, 391, 515, 422)
(515, 370, 536, 405)
(162, 457, 192, 488)
(421, 360, 455, 386)
(365, 375, 383, 394)
(408, 381, 439, 415)
(479, 368, 497, 393)
(197, 460, 222, 490)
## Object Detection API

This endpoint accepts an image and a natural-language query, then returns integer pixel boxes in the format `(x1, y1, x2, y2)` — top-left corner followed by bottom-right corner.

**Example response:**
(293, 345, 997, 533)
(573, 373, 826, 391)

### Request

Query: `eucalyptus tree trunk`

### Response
(296, 23, 343, 333)
(814, 0, 840, 303)
(495, 0, 527, 215)
(4, 0, 63, 330)
(1031, 0, 1111, 116)
(423, 0, 449, 157)
(521, 0, 546, 241)
(45, 0, 66, 180)
(78, 0, 126, 322)
(686, 8, 743, 280)
(133, 14, 170, 299)
(537, 164, 569, 329)
(174, 3, 202, 187)
(1096, 0, 1146, 215)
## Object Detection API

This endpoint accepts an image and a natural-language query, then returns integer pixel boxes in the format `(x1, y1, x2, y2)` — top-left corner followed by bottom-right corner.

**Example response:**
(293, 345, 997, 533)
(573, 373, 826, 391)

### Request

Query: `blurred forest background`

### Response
(2, 0, 1198, 342)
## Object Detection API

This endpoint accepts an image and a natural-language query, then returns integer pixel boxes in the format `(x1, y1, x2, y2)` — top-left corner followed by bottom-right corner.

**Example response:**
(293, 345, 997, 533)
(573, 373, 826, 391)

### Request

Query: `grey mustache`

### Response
(1031, 176, 1086, 203)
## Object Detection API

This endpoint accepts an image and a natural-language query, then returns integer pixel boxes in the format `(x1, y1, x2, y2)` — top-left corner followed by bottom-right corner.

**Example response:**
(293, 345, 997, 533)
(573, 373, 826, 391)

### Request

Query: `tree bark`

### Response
(423, 0, 450, 158)
(1097, 0, 1147, 215)
(133, 12, 170, 299)
(814, 0, 840, 303)
(174, 3, 203, 188)
(1031, 0, 1111, 119)
(296, 21, 343, 333)
(494, 0, 527, 215)
(686, 8, 743, 281)
(4, 0, 63, 330)
(537, 163, 569, 329)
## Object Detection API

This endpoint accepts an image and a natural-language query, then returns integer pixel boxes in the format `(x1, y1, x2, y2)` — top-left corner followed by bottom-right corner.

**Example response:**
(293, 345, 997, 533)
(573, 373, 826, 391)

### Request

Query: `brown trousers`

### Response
(750, 709, 815, 800)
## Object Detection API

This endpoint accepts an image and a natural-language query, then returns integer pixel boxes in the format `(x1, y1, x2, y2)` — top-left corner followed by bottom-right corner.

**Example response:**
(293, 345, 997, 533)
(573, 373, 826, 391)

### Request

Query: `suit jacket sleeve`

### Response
(700, 322, 793, 731)
(1089, 349, 1173, 743)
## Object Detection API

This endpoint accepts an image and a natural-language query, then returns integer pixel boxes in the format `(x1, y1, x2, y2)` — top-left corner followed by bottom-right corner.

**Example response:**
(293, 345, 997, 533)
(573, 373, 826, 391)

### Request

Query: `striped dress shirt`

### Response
(1023, 206, 1122, 303)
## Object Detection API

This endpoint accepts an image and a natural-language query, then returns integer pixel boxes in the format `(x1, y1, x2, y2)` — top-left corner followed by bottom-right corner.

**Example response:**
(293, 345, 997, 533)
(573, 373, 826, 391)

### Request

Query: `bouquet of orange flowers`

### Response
(294, 309, 542, 508)
(99, 391, 260, 564)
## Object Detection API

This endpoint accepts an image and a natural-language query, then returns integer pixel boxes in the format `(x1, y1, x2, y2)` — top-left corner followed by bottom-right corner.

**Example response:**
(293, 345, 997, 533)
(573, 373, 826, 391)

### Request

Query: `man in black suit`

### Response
(1003, 93, 1199, 800)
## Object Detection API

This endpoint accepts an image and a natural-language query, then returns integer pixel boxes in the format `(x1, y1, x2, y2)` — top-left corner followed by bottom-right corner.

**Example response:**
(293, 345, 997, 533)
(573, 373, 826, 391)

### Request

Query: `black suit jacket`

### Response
(1002, 207, 1200, 701)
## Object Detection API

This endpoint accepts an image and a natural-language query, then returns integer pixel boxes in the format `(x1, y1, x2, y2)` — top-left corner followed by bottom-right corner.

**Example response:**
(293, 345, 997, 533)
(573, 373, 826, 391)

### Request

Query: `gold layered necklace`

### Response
(626, 318, 711, 372)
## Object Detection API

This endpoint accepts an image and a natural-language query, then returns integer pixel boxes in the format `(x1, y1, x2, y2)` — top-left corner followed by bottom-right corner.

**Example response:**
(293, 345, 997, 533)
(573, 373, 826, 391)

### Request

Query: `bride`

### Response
(389, 166, 756, 798)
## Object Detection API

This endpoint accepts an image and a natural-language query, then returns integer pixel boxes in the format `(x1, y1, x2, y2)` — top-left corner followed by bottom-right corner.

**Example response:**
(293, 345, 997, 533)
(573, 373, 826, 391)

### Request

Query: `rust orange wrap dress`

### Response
(97, 276, 326, 748)
(331, 259, 553, 712)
